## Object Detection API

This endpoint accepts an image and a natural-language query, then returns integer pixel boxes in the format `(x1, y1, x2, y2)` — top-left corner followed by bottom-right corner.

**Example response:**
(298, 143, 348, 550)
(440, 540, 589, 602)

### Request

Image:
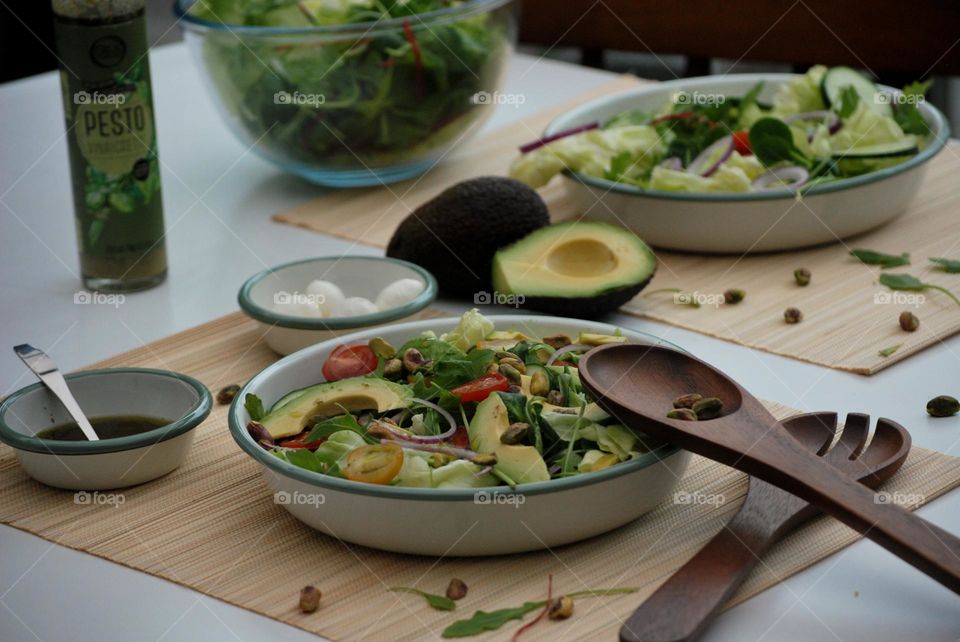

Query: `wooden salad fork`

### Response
(620, 411, 910, 642)
(577, 343, 960, 596)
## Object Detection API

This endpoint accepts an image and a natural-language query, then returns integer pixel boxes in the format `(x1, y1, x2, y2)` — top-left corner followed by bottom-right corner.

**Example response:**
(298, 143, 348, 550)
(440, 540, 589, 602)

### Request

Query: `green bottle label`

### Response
(55, 10, 165, 273)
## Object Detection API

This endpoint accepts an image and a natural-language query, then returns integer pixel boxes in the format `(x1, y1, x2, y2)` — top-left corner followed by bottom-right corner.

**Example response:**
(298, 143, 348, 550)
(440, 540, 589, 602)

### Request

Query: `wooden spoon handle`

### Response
(620, 518, 773, 642)
(754, 438, 960, 593)
(620, 481, 811, 642)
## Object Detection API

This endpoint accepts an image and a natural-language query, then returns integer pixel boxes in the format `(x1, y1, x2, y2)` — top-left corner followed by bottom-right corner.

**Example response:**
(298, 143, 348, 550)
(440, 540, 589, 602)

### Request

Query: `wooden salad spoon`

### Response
(620, 411, 911, 642)
(577, 343, 960, 595)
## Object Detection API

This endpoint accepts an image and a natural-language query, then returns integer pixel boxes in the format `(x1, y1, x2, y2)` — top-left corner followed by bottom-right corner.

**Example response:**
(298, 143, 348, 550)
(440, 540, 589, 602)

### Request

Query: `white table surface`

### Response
(2, 42, 959, 642)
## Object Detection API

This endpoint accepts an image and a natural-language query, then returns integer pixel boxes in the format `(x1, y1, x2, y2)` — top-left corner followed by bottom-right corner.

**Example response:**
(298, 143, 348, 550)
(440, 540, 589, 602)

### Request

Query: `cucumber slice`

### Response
(821, 66, 891, 117)
(832, 136, 919, 159)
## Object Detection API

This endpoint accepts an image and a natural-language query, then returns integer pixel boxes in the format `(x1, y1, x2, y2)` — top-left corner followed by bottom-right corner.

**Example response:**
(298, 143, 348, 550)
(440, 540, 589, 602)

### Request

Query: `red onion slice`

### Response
(519, 122, 599, 154)
(546, 343, 593, 366)
(368, 396, 457, 444)
(379, 438, 495, 465)
(752, 166, 810, 191)
(687, 136, 733, 177)
(659, 156, 683, 171)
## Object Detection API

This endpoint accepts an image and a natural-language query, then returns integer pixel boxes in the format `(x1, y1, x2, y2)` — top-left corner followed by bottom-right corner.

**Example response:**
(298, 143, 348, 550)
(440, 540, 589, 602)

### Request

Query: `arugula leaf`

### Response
(878, 273, 960, 306)
(244, 393, 265, 421)
(390, 587, 456, 611)
(496, 392, 544, 452)
(305, 410, 376, 444)
(930, 257, 960, 273)
(442, 601, 543, 637)
(276, 448, 326, 473)
(836, 85, 860, 118)
(878, 344, 901, 358)
(850, 249, 910, 268)
(748, 117, 810, 169)
(441, 587, 639, 637)
(398, 335, 494, 390)
(893, 79, 933, 136)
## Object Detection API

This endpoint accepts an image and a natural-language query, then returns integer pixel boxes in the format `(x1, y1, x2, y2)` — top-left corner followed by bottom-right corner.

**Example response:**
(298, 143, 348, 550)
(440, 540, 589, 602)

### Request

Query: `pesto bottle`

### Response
(53, 0, 167, 292)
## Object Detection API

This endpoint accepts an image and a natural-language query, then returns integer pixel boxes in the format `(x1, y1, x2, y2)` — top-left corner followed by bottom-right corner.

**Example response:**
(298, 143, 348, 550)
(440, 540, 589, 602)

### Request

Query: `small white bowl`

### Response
(0, 368, 211, 490)
(238, 256, 438, 355)
(229, 315, 691, 556)
(544, 73, 950, 253)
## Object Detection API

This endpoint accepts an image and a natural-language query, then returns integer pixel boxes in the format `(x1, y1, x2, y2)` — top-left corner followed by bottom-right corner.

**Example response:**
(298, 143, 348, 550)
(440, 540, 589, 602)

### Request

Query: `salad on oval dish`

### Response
(510, 65, 934, 194)
(244, 310, 664, 488)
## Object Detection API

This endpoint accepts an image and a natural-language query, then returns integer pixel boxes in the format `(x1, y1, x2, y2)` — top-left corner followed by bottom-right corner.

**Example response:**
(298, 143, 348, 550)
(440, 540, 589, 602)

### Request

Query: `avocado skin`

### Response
(386, 177, 549, 297)
(519, 271, 655, 319)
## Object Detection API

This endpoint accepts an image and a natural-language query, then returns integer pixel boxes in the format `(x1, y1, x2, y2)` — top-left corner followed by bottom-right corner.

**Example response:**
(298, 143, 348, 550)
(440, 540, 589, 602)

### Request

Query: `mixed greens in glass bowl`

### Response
(175, 0, 516, 187)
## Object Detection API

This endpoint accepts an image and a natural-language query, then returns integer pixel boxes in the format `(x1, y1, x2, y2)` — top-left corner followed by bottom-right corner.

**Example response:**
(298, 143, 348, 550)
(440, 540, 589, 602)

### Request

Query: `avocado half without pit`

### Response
(491, 220, 657, 318)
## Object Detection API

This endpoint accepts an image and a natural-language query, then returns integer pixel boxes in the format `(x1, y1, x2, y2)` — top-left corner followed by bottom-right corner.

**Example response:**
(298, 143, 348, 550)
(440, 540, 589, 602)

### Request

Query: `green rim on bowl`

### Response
(174, 0, 512, 35)
(549, 78, 950, 202)
(0, 368, 212, 455)
(237, 256, 438, 331)
(227, 318, 685, 501)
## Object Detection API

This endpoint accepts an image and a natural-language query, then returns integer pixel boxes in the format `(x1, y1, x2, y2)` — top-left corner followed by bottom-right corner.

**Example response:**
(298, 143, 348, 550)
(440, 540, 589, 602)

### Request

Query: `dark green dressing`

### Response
(36, 415, 169, 441)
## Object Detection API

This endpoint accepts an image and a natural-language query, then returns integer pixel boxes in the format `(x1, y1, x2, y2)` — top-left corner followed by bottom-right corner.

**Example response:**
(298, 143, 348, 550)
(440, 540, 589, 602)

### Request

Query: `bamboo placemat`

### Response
(2, 312, 960, 641)
(274, 76, 960, 375)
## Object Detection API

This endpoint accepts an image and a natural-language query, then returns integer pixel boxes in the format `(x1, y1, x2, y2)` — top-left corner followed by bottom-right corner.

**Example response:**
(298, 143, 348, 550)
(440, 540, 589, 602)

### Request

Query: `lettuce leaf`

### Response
(648, 160, 755, 193)
(440, 309, 495, 352)
(509, 125, 664, 188)
(772, 65, 827, 116)
(830, 101, 909, 150)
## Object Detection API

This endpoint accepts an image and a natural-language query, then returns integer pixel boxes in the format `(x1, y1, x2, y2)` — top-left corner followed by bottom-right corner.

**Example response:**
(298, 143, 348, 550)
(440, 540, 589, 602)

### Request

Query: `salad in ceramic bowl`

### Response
(230, 310, 690, 555)
(509, 67, 949, 253)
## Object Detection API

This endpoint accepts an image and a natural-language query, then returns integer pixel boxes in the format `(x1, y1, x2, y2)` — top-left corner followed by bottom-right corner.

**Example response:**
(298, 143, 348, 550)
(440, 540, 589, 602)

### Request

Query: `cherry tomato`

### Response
(278, 430, 324, 450)
(342, 442, 404, 485)
(321, 343, 378, 382)
(448, 425, 470, 449)
(732, 129, 752, 156)
(450, 372, 510, 403)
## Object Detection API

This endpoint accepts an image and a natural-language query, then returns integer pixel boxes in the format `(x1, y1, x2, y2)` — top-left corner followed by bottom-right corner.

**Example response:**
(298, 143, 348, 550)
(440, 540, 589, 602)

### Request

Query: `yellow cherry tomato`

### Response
(343, 442, 404, 485)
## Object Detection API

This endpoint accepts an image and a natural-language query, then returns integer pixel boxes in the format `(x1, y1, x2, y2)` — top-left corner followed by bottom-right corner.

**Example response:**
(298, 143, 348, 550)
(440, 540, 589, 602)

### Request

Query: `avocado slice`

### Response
(261, 378, 411, 439)
(492, 221, 656, 318)
(386, 177, 550, 297)
(468, 394, 549, 485)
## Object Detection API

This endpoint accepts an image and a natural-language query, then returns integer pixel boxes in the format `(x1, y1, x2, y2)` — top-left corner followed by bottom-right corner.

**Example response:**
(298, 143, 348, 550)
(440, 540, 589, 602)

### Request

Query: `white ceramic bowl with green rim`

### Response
(545, 73, 950, 253)
(238, 256, 438, 356)
(0, 368, 212, 490)
(229, 315, 691, 556)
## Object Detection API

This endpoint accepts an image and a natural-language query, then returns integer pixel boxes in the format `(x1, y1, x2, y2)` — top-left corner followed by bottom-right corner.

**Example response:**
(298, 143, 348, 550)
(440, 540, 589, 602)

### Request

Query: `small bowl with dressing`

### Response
(238, 256, 438, 355)
(0, 368, 212, 490)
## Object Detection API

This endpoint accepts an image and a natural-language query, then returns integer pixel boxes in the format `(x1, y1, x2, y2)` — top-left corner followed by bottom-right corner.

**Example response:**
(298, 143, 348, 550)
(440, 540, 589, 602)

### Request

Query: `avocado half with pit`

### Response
(491, 220, 656, 318)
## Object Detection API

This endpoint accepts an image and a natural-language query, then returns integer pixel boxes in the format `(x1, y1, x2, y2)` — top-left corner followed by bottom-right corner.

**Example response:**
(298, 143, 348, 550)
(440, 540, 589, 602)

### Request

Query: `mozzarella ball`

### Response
(305, 279, 345, 315)
(338, 296, 379, 317)
(375, 278, 424, 311)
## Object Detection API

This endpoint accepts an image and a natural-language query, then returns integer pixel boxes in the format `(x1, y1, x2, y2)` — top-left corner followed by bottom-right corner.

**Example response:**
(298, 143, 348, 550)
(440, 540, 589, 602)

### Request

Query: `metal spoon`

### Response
(620, 412, 911, 642)
(578, 343, 960, 594)
(14, 344, 99, 441)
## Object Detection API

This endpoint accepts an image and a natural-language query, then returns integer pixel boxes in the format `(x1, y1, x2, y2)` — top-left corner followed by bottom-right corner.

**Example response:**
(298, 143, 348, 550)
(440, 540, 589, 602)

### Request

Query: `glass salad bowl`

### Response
(175, 0, 517, 187)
